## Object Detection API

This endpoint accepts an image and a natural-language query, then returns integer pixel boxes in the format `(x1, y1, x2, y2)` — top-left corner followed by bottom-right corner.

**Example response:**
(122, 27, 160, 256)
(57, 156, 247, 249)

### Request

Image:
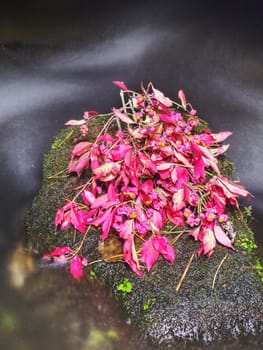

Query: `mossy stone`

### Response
(25, 125, 263, 348)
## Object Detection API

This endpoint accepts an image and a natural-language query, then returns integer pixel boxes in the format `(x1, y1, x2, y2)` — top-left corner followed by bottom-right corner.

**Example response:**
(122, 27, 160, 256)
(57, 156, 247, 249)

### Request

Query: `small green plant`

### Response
(255, 257, 263, 284)
(89, 269, 96, 278)
(117, 278, 132, 296)
(239, 237, 257, 253)
(143, 298, 156, 311)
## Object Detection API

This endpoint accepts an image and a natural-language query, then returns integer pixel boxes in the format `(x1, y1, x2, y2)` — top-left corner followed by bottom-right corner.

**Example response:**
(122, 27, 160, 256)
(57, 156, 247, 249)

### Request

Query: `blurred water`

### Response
(0, 1, 262, 349)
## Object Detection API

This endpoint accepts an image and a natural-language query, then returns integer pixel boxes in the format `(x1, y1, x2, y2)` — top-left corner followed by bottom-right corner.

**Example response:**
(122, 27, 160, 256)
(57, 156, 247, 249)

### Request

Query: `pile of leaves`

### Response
(43, 81, 253, 279)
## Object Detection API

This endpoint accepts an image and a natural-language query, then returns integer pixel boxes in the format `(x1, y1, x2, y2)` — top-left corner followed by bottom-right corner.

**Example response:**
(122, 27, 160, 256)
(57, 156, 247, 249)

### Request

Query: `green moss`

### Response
(117, 278, 133, 296)
(231, 206, 263, 284)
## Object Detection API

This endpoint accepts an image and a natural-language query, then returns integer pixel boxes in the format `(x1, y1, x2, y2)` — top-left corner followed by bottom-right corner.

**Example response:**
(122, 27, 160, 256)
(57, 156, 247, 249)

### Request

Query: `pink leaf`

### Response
(71, 141, 92, 157)
(70, 255, 83, 280)
(65, 119, 86, 126)
(211, 131, 233, 143)
(198, 227, 216, 258)
(93, 162, 121, 178)
(138, 152, 157, 173)
(214, 222, 236, 251)
(141, 239, 159, 272)
(178, 89, 187, 109)
(151, 85, 173, 107)
(166, 207, 184, 226)
(141, 179, 154, 194)
(101, 208, 115, 240)
(172, 188, 185, 211)
(152, 236, 175, 264)
(43, 246, 73, 262)
(112, 108, 136, 124)
(68, 154, 90, 177)
(82, 190, 96, 205)
(216, 177, 253, 199)
(149, 209, 165, 234)
(82, 110, 99, 120)
(159, 113, 175, 123)
(90, 194, 108, 209)
(111, 144, 132, 161)
(71, 208, 87, 233)
(123, 235, 142, 277)
(107, 183, 118, 202)
(112, 80, 128, 91)
(119, 219, 133, 239)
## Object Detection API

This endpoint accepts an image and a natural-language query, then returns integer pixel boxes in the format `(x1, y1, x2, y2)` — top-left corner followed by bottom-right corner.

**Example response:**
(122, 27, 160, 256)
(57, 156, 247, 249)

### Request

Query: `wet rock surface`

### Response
(25, 127, 263, 348)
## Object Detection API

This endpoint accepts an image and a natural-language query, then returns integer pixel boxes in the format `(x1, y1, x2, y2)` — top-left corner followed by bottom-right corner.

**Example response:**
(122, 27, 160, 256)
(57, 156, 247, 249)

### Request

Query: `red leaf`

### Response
(70, 255, 83, 280)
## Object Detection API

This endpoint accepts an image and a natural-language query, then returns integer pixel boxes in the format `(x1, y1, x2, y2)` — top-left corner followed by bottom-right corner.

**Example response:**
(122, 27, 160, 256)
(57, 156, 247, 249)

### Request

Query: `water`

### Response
(0, 1, 262, 349)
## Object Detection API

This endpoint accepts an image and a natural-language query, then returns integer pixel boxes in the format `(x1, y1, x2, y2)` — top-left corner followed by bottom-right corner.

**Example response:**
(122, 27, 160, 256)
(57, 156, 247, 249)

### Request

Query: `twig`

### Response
(212, 253, 229, 289)
(171, 231, 186, 245)
(176, 251, 195, 292)
(47, 168, 68, 179)
(56, 129, 75, 148)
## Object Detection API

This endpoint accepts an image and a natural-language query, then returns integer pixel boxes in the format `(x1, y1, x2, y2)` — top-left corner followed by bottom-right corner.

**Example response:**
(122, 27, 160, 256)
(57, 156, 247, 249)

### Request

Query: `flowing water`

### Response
(0, 1, 262, 349)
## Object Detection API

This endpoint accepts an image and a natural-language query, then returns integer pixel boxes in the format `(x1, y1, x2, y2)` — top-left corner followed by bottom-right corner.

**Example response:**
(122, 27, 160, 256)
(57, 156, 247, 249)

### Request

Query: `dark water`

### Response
(0, 1, 262, 349)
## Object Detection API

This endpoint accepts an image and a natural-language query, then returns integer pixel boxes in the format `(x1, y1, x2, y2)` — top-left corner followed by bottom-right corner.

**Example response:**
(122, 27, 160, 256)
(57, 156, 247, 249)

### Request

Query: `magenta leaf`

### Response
(43, 246, 73, 262)
(70, 207, 87, 234)
(123, 235, 142, 277)
(152, 236, 175, 264)
(70, 255, 83, 280)
(111, 144, 132, 161)
(112, 80, 128, 91)
(141, 239, 159, 272)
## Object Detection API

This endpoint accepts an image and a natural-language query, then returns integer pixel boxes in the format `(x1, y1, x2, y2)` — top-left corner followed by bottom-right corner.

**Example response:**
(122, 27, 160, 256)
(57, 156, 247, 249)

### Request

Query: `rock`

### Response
(25, 127, 263, 349)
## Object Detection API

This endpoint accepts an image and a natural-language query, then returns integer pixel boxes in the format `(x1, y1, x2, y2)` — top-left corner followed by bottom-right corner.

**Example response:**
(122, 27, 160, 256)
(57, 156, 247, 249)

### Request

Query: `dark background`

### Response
(0, 0, 262, 254)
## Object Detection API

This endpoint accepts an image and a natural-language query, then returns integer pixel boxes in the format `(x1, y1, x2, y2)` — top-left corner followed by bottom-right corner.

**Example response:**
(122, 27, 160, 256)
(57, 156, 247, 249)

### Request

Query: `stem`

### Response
(72, 226, 91, 256)
(170, 231, 186, 245)
(176, 251, 195, 292)
(47, 169, 68, 179)
(212, 253, 228, 289)
(56, 129, 75, 148)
